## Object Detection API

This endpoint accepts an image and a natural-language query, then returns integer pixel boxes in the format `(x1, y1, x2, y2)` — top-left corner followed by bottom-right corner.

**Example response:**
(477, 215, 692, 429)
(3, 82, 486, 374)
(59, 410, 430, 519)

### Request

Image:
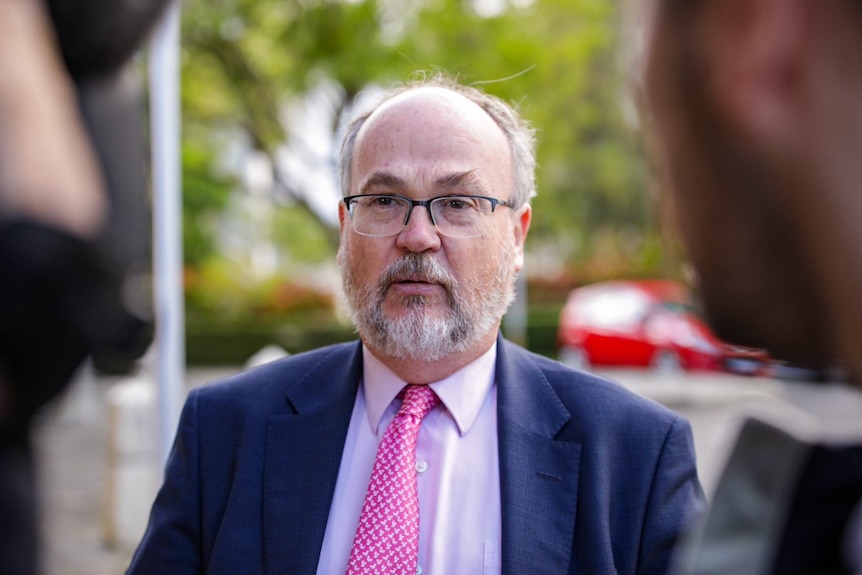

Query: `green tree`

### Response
(179, 0, 658, 277)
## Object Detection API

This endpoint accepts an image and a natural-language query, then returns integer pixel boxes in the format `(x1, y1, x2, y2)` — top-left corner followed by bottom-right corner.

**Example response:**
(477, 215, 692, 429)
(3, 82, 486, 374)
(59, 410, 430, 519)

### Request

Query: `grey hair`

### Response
(337, 73, 537, 208)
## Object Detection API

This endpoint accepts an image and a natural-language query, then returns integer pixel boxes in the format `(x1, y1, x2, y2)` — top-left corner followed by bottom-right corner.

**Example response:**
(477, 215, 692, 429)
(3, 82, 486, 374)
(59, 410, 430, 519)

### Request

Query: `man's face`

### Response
(337, 87, 531, 361)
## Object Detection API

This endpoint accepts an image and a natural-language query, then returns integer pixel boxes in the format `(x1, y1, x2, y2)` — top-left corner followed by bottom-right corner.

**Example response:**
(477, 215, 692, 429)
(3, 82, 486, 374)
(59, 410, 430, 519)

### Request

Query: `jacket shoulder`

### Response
(504, 340, 681, 426)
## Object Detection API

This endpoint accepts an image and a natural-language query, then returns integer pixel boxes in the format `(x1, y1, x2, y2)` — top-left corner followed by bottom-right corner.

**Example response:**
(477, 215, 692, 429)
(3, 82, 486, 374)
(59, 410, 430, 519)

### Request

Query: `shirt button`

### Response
(415, 461, 428, 474)
(416, 566, 423, 575)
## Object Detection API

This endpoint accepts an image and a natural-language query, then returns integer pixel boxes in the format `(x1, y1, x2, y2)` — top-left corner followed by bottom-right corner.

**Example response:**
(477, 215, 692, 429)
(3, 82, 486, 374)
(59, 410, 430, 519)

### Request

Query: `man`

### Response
(128, 75, 705, 575)
(644, 0, 862, 573)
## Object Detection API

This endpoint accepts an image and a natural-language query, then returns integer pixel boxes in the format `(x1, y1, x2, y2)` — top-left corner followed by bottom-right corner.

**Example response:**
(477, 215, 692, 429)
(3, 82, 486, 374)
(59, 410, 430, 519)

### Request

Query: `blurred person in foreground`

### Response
(128, 74, 706, 575)
(644, 0, 862, 573)
(0, 0, 163, 573)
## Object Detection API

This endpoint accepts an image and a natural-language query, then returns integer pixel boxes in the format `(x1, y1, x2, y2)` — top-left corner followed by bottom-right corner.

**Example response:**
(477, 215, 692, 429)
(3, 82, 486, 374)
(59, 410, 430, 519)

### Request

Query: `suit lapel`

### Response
(497, 338, 582, 575)
(262, 342, 363, 575)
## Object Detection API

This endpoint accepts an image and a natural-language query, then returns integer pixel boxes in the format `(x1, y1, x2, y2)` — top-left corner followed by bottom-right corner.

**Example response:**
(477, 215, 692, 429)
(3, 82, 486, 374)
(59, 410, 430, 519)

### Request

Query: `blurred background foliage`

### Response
(175, 0, 682, 363)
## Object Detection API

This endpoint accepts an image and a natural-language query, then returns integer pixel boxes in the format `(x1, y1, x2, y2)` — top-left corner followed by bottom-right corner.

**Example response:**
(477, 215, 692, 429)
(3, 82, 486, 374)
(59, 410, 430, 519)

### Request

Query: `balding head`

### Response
(339, 75, 537, 209)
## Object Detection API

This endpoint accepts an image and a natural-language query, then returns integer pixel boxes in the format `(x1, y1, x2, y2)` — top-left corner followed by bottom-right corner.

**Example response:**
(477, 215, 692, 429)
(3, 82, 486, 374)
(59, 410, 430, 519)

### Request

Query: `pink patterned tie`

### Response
(346, 384, 440, 575)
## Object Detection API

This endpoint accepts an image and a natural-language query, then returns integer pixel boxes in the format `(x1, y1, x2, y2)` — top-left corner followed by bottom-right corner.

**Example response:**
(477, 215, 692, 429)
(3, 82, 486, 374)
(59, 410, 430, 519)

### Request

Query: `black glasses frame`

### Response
(342, 193, 515, 235)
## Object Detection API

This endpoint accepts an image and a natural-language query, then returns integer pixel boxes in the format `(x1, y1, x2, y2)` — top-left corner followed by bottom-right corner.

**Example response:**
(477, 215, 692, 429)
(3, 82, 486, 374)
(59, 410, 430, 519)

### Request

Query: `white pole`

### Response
(149, 0, 184, 467)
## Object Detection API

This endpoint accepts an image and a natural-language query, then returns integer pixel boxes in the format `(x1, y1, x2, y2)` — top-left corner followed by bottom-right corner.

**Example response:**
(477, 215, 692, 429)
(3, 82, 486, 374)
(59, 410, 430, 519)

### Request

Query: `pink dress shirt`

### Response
(316, 343, 501, 575)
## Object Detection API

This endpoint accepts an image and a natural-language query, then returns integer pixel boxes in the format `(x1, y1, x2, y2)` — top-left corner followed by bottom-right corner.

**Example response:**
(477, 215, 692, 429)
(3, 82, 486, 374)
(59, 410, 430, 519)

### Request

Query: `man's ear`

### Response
(338, 201, 348, 231)
(336, 202, 350, 266)
(512, 204, 531, 273)
(706, 0, 810, 141)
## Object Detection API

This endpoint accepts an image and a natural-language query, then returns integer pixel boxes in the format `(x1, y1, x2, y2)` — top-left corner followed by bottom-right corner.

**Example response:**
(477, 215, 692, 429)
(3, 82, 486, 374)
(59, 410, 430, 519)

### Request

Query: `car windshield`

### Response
(575, 288, 651, 328)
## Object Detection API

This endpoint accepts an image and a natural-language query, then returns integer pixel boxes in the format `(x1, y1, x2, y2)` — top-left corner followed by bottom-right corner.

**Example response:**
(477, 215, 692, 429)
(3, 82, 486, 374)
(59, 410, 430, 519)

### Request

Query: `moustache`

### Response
(378, 254, 454, 294)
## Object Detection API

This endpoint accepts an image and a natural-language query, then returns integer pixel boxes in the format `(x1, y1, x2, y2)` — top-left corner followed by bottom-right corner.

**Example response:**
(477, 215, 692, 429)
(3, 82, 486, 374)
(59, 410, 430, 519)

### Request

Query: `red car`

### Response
(556, 279, 769, 374)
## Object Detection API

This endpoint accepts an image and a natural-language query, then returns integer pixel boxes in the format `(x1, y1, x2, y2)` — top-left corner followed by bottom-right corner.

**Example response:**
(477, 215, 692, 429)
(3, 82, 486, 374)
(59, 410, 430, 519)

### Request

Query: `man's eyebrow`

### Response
(359, 172, 406, 194)
(359, 170, 488, 195)
(436, 171, 487, 193)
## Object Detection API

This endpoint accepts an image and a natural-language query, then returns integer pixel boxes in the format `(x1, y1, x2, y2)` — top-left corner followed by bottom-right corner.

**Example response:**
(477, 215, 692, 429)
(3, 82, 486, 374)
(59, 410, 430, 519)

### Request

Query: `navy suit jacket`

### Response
(128, 336, 705, 574)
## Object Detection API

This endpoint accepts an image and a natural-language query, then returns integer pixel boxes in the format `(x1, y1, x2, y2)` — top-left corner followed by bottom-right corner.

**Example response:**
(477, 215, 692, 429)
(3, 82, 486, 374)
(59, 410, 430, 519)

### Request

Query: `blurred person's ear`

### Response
(664, 0, 862, 377)
(641, 0, 837, 370)
(704, 0, 809, 146)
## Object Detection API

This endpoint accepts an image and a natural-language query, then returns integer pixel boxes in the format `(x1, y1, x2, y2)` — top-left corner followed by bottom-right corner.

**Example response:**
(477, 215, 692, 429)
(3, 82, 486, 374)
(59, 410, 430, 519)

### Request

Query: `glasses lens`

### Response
(349, 195, 409, 237)
(431, 196, 492, 238)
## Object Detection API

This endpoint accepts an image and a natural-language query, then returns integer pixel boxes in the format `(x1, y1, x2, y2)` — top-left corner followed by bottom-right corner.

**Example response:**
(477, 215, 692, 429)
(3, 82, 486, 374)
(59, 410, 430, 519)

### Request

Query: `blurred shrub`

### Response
(184, 259, 351, 365)
(527, 304, 564, 360)
(186, 319, 355, 365)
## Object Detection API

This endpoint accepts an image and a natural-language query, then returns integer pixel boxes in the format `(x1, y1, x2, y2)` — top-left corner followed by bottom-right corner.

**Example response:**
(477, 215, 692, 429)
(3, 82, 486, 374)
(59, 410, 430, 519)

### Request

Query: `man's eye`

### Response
(444, 198, 475, 210)
(372, 197, 393, 206)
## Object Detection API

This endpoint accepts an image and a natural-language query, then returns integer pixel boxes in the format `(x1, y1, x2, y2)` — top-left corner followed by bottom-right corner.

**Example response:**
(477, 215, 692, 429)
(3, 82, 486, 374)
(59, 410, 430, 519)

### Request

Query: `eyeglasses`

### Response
(343, 194, 515, 238)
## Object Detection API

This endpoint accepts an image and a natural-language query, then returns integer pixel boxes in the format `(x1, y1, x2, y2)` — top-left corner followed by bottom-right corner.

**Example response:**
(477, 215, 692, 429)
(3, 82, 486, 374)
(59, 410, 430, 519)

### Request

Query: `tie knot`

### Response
(399, 385, 439, 420)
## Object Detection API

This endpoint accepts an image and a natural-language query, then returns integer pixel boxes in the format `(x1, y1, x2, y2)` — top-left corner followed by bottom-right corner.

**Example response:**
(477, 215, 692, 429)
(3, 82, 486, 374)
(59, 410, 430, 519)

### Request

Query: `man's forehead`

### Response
(359, 86, 500, 139)
(348, 85, 513, 197)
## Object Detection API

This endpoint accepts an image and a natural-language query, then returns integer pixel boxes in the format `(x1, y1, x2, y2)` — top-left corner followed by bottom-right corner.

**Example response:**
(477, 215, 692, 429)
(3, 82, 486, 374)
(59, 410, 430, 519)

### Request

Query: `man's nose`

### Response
(396, 205, 441, 252)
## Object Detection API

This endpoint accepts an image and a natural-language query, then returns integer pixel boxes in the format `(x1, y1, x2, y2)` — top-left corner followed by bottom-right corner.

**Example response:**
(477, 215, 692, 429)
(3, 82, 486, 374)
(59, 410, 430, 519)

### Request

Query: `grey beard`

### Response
(341, 251, 517, 362)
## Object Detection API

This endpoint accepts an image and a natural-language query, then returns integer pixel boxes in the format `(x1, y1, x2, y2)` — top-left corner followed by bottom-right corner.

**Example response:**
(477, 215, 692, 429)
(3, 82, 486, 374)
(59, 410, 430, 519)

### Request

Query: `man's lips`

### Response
(386, 277, 444, 296)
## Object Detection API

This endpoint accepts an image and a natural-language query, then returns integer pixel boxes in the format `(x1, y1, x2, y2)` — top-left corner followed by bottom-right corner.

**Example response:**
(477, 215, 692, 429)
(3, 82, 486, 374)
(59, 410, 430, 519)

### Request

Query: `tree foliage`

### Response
(179, 0, 662, 280)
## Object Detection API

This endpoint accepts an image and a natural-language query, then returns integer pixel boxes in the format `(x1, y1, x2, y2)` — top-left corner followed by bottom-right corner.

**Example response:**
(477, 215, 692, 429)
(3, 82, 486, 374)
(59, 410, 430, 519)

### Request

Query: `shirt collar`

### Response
(361, 342, 498, 437)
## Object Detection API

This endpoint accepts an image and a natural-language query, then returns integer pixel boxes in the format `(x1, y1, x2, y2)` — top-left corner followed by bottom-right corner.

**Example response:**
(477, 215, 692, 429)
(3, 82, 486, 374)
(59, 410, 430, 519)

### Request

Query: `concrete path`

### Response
(34, 366, 240, 575)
